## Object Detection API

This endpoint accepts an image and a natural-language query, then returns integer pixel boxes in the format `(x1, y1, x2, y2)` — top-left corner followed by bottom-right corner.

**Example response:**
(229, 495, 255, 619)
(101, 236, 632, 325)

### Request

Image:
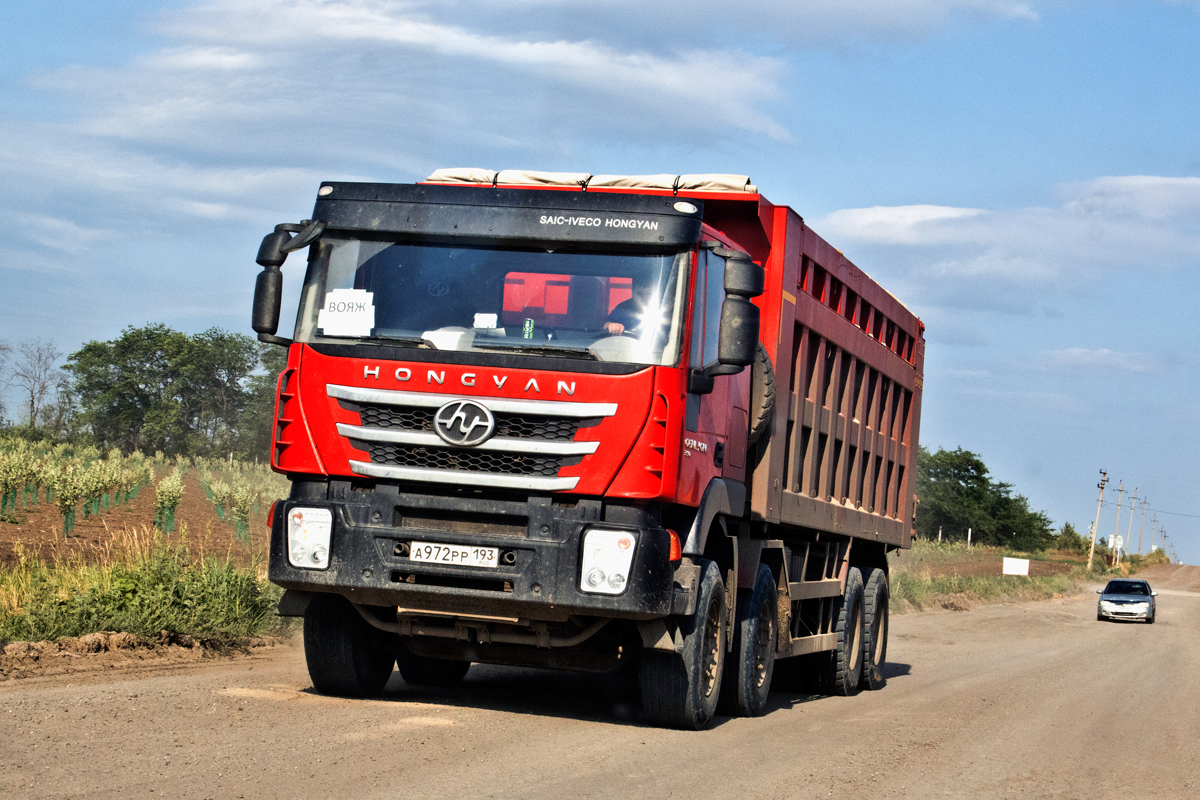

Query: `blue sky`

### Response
(1, 0, 1197, 563)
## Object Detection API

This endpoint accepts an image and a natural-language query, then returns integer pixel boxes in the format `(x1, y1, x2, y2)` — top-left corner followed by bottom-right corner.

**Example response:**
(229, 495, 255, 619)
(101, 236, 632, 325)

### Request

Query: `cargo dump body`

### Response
(251, 170, 923, 728)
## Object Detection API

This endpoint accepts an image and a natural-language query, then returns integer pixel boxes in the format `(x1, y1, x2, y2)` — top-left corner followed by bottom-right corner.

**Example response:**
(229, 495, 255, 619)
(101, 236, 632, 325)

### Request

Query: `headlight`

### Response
(287, 507, 333, 569)
(1133, 602, 1149, 609)
(579, 529, 637, 595)
(1100, 601, 1117, 609)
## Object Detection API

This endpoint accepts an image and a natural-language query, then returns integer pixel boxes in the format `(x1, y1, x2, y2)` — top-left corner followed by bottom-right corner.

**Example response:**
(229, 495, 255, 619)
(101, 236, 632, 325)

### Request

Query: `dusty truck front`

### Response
(251, 175, 765, 728)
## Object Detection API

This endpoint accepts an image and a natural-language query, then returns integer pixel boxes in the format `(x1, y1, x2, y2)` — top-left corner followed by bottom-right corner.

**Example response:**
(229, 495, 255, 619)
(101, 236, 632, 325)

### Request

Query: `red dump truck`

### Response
(252, 169, 924, 729)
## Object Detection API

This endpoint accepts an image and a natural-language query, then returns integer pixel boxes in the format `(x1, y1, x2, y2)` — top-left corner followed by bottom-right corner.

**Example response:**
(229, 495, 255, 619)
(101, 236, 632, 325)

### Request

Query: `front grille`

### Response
(358, 403, 580, 441)
(360, 405, 434, 431)
(327, 385, 618, 491)
(364, 443, 565, 477)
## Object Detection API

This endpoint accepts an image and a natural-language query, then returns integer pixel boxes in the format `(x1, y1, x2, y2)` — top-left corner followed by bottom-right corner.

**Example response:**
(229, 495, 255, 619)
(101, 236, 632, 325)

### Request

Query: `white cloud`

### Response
(1037, 348, 1154, 373)
(820, 205, 986, 244)
(813, 174, 1200, 317)
(413, 0, 1040, 46)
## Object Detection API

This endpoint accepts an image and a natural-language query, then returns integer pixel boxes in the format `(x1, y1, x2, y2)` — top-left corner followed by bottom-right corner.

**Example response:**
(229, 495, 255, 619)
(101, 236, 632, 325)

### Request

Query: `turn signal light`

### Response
(267, 500, 278, 531)
(667, 529, 682, 562)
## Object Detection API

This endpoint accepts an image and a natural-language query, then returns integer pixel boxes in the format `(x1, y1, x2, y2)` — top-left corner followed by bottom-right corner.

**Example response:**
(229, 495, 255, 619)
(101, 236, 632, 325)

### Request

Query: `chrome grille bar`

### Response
(327, 385, 617, 418)
(349, 461, 580, 491)
(336, 423, 599, 455)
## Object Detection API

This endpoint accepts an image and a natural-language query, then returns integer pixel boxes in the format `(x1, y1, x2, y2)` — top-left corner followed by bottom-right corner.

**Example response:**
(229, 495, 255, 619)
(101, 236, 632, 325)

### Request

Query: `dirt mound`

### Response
(0, 631, 286, 682)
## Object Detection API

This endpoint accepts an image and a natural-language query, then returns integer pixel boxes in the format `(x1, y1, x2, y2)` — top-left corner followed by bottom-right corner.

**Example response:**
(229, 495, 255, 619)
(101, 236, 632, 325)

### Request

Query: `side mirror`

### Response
(1151, 591, 1158, 596)
(1096, 589, 1103, 593)
(252, 266, 283, 336)
(252, 220, 326, 346)
(715, 296, 760, 368)
(724, 257, 764, 297)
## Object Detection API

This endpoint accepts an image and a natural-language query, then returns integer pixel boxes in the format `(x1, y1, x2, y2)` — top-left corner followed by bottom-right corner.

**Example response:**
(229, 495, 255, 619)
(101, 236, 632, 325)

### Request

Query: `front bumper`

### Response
(1098, 604, 1152, 620)
(268, 480, 676, 622)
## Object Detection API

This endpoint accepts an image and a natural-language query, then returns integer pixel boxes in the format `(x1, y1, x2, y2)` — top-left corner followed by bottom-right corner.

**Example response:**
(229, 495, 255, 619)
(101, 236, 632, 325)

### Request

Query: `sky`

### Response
(1, 0, 1197, 564)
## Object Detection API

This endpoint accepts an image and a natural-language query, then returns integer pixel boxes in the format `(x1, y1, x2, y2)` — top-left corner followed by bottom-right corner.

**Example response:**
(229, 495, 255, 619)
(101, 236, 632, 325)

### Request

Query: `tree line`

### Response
(915, 446, 1090, 554)
(1, 325, 285, 462)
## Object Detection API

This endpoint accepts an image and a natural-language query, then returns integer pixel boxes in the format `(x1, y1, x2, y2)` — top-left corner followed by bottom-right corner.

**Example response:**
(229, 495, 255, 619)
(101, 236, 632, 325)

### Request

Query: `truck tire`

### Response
(748, 342, 775, 446)
(810, 567, 865, 696)
(397, 647, 472, 687)
(640, 558, 727, 730)
(859, 567, 889, 691)
(303, 593, 396, 698)
(719, 563, 778, 717)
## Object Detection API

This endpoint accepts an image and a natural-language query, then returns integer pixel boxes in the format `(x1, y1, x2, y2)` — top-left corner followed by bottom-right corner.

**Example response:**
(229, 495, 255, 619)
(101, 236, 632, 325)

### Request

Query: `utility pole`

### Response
(1088, 470, 1108, 572)
(1136, 497, 1147, 555)
(1123, 488, 1137, 564)
(1111, 480, 1124, 566)
(1149, 513, 1158, 551)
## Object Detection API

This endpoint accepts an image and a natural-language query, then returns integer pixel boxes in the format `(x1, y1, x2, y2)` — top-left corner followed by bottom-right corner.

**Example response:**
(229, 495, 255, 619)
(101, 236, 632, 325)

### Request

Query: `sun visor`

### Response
(312, 182, 705, 252)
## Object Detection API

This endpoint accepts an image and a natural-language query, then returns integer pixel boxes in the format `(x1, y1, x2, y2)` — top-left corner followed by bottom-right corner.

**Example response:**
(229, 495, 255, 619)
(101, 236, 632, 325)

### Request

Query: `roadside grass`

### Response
(0, 525, 286, 646)
(889, 539, 1083, 611)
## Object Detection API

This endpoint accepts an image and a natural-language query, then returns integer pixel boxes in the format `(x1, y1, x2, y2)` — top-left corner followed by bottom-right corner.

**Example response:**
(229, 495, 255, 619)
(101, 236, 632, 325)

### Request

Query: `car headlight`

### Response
(1133, 602, 1149, 609)
(287, 507, 332, 569)
(579, 529, 637, 595)
(1100, 600, 1117, 609)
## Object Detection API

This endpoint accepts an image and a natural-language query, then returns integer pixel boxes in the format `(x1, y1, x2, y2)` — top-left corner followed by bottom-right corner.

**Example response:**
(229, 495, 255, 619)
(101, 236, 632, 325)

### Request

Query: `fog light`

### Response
(579, 529, 637, 595)
(287, 507, 333, 570)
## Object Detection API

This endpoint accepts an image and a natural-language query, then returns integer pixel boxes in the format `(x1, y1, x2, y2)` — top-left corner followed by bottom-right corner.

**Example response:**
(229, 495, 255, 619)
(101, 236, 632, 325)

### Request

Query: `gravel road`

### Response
(3, 563, 1197, 800)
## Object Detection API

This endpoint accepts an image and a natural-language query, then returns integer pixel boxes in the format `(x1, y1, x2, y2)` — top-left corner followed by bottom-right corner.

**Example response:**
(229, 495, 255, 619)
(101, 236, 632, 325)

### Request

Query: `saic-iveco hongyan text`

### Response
(251, 169, 925, 730)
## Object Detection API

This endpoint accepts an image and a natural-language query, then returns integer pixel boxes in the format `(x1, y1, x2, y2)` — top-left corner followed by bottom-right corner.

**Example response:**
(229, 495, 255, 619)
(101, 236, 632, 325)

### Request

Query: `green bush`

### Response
(0, 535, 284, 645)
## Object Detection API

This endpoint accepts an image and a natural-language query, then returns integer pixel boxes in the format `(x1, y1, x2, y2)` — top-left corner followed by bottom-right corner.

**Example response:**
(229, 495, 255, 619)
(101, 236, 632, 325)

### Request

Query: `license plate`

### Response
(409, 541, 498, 569)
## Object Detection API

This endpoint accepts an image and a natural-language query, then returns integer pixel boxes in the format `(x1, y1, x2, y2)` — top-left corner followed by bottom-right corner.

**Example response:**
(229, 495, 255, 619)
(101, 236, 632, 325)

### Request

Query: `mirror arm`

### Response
(258, 333, 292, 347)
(704, 363, 743, 378)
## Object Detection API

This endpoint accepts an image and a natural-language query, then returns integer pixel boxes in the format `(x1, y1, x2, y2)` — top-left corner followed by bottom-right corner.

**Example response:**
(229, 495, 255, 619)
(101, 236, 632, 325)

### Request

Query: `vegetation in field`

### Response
(889, 540, 1074, 610)
(0, 527, 286, 645)
(0, 435, 288, 540)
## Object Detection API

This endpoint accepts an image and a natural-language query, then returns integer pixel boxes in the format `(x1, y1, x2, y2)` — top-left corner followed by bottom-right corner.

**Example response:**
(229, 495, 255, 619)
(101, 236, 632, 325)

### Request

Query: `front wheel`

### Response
(304, 594, 396, 698)
(640, 559, 727, 730)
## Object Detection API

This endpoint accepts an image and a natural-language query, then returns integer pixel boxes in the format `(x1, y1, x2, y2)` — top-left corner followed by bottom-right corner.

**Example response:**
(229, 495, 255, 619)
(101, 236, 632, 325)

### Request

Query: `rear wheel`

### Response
(640, 558, 727, 730)
(859, 567, 889, 691)
(397, 647, 472, 686)
(810, 567, 865, 696)
(304, 594, 395, 698)
(720, 564, 778, 716)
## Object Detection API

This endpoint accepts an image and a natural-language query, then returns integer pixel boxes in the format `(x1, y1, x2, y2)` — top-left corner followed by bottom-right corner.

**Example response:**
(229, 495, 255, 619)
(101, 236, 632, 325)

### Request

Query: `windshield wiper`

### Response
(365, 335, 438, 349)
(472, 343, 599, 360)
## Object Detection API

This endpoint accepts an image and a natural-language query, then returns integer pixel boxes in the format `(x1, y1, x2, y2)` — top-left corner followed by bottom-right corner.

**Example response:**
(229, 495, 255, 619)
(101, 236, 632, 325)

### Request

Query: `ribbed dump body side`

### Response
(749, 205, 924, 548)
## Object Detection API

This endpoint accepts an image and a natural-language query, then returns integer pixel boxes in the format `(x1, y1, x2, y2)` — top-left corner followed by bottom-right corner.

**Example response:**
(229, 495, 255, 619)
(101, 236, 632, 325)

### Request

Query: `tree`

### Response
(915, 445, 1055, 550)
(65, 324, 264, 457)
(11, 339, 63, 425)
(1055, 522, 1089, 555)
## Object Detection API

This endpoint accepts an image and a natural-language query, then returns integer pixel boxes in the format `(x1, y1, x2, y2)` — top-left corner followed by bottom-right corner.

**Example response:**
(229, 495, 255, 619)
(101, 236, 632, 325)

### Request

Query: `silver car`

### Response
(1096, 579, 1157, 623)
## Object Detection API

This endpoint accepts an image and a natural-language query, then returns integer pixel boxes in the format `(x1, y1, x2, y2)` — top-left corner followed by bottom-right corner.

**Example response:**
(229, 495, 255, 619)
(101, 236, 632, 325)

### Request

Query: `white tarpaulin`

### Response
(425, 169, 757, 194)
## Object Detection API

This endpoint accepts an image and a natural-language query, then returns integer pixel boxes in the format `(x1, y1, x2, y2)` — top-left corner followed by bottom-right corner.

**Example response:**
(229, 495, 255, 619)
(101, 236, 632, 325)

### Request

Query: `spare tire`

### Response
(748, 341, 775, 446)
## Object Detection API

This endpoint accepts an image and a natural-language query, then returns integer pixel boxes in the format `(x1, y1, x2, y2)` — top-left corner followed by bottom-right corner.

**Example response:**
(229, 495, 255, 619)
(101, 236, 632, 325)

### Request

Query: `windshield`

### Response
(294, 237, 690, 366)
(1104, 581, 1148, 595)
